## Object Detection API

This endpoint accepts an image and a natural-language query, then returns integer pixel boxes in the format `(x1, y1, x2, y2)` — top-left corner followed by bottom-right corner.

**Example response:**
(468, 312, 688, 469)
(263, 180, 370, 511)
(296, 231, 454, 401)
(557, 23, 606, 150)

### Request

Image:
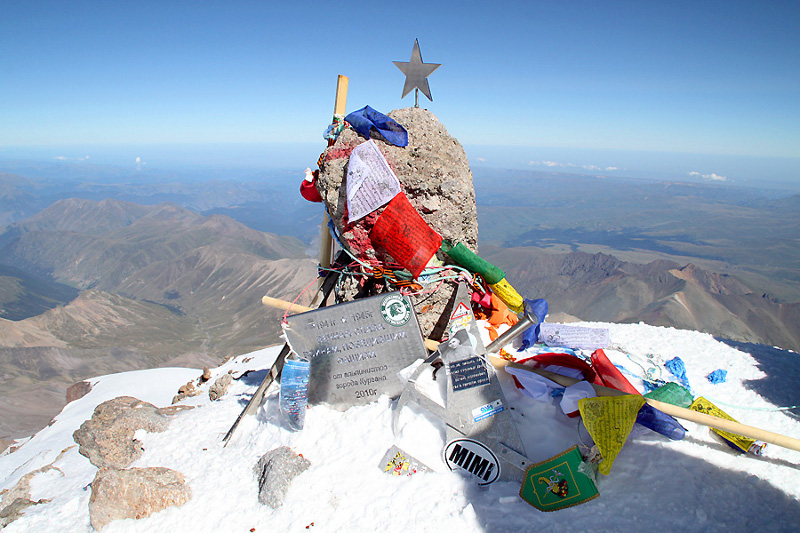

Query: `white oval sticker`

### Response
(443, 438, 501, 485)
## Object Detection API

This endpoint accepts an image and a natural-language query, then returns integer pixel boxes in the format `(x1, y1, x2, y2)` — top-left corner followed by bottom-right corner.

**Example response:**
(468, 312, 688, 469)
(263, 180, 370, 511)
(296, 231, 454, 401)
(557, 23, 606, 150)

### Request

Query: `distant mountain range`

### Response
(1, 165, 799, 439)
(0, 198, 317, 438)
(482, 245, 800, 351)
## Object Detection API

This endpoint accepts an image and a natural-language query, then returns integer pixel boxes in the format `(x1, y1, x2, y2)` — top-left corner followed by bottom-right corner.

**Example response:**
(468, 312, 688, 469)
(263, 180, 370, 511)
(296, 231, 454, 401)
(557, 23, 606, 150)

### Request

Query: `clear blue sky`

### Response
(1, 1, 798, 186)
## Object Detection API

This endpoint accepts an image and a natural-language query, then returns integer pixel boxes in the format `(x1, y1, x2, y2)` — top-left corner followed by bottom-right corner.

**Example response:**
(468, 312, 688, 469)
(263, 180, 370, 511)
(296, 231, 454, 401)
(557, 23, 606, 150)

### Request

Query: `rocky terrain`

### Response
(0, 199, 316, 439)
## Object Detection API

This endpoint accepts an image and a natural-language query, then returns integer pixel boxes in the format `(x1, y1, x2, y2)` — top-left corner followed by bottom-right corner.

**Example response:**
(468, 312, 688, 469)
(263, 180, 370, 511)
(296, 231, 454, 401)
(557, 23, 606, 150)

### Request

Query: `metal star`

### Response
(393, 39, 441, 104)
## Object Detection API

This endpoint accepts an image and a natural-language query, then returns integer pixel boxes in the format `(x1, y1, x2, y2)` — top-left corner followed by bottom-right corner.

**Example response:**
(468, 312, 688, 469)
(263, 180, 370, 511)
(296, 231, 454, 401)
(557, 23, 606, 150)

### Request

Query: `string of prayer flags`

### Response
(488, 278, 524, 313)
(345, 140, 402, 222)
(344, 105, 409, 147)
(520, 298, 548, 350)
(578, 395, 645, 475)
(440, 240, 525, 313)
(519, 446, 599, 512)
(441, 240, 505, 284)
(690, 396, 755, 453)
(370, 192, 442, 279)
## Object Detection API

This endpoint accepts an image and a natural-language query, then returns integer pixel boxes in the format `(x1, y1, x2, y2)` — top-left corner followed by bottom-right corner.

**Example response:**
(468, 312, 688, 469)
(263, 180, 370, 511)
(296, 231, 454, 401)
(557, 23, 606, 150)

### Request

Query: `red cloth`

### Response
(300, 171, 323, 202)
(590, 349, 640, 395)
(370, 192, 442, 279)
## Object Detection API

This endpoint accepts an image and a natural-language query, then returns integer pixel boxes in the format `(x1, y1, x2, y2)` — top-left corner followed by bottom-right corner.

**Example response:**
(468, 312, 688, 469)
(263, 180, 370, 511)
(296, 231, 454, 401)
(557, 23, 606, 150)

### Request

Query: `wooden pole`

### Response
(312, 75, 349, 306)
(491, 357, 800, 453)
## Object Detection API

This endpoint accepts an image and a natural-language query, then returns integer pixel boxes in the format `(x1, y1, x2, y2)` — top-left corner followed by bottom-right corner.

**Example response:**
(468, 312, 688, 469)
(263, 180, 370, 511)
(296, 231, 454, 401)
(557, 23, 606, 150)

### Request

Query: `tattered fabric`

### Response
(345, 106, 409, 147)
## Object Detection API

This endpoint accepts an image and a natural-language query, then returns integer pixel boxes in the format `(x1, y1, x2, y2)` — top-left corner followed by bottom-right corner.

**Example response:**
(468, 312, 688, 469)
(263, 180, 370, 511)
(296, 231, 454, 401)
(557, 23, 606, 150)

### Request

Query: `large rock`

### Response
(73, 396, 175, 469)
(316, 107, 478, 338)
(253, 446, 310, 509)
(88, 467, 191, 530)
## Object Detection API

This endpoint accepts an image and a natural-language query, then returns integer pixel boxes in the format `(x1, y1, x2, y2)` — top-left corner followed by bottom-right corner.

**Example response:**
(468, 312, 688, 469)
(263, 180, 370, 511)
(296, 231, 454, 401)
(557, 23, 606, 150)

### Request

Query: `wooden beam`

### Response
(491, 356, 800, 453)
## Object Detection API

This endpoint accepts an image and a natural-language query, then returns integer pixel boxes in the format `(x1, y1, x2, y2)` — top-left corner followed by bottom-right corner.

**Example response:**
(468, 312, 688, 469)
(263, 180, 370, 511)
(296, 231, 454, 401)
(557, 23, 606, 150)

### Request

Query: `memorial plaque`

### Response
(283, 292, 427, 409)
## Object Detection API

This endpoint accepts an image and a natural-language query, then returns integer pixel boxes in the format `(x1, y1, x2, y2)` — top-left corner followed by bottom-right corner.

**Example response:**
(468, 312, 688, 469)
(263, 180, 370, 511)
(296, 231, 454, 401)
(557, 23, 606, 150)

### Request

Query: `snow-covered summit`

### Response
(1, 322, 799, 532)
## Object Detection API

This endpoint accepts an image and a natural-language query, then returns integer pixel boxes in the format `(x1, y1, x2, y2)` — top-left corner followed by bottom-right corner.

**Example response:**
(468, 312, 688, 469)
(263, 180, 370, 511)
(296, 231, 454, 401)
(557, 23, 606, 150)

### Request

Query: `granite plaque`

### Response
(283, 292, 427, 409)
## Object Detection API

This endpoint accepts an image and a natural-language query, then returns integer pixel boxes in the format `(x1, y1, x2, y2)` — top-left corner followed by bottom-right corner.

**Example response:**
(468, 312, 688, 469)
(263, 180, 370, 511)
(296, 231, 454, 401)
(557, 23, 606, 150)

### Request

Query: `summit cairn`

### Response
(316, 106, 478, 337)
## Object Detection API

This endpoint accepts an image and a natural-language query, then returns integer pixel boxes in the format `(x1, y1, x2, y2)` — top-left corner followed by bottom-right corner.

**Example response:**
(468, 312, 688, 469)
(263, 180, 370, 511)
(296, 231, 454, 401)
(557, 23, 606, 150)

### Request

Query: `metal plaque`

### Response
(283, 292, 427, 410)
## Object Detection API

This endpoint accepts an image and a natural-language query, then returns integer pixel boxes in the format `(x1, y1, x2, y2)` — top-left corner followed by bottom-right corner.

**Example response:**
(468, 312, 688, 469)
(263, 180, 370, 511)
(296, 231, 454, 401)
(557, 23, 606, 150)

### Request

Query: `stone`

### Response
(208, 374, 232, 401)
(200, 366, 212, 383)
(253, 446, 310, 509)
(88, 467, 191, 531)
(316, 107, 479, 339)
(0, 446, 70, 527)
(73, 396, 174, 469)
(66, 380, 92, 403)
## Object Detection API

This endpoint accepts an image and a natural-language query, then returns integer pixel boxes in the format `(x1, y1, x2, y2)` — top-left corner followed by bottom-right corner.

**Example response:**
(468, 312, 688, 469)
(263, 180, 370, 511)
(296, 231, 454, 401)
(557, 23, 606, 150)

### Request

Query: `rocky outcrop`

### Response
(316, 107, 479, 338)
(88, 467, 191, 531)
(66, 380, 92, 403)
(73, 396, 178, 469)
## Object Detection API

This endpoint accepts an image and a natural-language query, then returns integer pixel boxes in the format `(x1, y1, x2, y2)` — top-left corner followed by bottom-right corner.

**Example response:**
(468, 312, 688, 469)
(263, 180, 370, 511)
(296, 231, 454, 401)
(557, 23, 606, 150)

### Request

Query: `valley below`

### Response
(1, 163, 798, 442)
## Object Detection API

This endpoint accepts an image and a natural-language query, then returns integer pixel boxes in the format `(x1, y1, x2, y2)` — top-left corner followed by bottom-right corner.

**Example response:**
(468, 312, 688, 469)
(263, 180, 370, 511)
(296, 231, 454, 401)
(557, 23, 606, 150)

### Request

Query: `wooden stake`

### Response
(312, 75, 349, 306)
(334, 74, 348, 116)
(491, 357, 800, 453)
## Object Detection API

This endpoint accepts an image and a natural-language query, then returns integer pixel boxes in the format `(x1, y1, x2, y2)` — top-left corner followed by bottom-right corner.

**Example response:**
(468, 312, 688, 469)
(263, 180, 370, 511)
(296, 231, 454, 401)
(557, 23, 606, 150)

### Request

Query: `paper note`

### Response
(578, 395, 645, 475)
(345, 140, 402, 222)
(370, 192, 442, 279)
(539, 323, 610, 350)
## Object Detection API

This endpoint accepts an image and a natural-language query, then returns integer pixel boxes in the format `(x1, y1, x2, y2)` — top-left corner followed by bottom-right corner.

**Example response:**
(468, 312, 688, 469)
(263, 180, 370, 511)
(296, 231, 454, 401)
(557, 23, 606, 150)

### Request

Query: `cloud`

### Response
(475, 157, 487, 163)
(529, 160, 620, 172)
(135, 156, 146, 171)
(53, 155, 90, 161)
(689, 171, 727, 182)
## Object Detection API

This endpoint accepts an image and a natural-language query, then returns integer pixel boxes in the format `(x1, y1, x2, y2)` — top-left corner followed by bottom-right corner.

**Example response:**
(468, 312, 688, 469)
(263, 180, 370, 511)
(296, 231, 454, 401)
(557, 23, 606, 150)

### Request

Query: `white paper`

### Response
(346, 140, 401, 222)
(539, 323, 610, 350)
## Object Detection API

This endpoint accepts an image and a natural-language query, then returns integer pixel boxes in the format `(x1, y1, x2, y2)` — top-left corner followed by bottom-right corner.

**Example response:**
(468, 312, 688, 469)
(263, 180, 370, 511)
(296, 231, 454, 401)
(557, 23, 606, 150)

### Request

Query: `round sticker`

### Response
(380, 294, 412, 327)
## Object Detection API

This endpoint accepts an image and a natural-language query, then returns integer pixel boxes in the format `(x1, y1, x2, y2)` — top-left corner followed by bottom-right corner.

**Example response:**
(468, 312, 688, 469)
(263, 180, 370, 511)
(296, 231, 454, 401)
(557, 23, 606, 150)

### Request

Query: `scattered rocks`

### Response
(0, 446, 71, 528)
(253, 446, 310, 508)
(316, 107, 479, 338)
(172, 380, 202, 404)
(66, 380, 92, 404)
(208, 374, 232, 401)
(73, 396, 178, 469)
(88, 467, 191, 531)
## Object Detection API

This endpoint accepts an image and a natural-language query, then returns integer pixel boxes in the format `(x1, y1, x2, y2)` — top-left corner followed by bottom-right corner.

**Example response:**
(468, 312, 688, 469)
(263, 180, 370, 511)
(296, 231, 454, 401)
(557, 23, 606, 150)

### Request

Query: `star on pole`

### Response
(393, 39, 441, 107)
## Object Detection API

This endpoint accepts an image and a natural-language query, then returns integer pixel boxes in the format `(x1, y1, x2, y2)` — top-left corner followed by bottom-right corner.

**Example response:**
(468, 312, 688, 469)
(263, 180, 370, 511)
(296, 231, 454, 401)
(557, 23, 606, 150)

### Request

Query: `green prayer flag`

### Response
(519, 446, 599, 512)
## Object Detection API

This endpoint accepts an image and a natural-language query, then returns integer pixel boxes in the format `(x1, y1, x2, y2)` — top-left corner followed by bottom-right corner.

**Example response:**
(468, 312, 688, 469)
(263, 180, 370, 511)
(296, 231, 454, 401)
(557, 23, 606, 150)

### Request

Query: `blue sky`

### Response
(1, 1, 798, 187)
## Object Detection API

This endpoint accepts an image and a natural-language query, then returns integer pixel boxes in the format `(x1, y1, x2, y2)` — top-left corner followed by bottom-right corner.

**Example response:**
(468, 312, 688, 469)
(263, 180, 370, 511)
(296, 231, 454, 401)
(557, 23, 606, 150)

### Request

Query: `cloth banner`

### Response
(345, 105, 409, 147)
(579, 395, 645, 475)
(690, 396, 755, 452)
(345, 140, 402, 222)
(370, 192, 442, 279)
(519, 446, 599, 512)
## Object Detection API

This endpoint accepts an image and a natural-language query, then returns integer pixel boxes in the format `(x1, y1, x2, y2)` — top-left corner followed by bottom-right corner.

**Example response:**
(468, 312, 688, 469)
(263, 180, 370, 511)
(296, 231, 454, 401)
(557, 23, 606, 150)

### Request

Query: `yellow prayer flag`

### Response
(579, 395, 645, 475)
(488, 278, 524, 313)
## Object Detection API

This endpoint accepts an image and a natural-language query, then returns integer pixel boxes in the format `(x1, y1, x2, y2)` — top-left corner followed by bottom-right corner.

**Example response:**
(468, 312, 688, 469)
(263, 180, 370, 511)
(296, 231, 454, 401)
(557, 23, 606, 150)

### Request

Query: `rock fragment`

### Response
(208, 374, 232, 401)
(253, 446, 310, 508)
(88, 467, 191, 530)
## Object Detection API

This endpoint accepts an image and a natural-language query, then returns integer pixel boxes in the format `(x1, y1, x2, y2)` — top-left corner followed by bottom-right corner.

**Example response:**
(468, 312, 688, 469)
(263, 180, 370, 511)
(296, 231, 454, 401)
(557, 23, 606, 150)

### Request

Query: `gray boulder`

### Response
(88, 467, 191, 530)
(316, 107, 479, 338)
(253, 446, 310, 508)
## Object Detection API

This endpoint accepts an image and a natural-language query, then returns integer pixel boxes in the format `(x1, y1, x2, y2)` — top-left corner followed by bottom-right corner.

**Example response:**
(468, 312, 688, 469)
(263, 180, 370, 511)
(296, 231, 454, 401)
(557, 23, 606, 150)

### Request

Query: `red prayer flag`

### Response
(370, 192, 442, 279)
